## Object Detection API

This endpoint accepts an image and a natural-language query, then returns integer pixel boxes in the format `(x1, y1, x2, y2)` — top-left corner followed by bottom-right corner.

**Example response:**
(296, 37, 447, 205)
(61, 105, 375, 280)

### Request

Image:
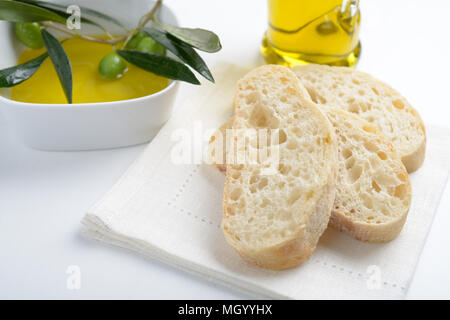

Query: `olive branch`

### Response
(0, 0, 222, 103)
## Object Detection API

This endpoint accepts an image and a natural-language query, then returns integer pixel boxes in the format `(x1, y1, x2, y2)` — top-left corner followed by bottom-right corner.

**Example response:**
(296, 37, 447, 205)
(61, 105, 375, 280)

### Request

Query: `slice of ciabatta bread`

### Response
(222, 65, 337, 270)
(323, 105, 411, 242)
(292, 64, 426, 173)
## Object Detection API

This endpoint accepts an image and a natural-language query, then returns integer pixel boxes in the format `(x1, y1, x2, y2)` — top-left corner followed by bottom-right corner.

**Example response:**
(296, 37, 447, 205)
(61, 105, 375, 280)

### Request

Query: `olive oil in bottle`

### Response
(261, 0, 361, 67)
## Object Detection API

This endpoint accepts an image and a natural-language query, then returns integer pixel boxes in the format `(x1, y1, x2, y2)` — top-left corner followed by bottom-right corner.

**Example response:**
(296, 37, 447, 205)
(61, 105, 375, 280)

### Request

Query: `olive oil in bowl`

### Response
(11, 38, 169, 104)
(261, 0, 361, 67)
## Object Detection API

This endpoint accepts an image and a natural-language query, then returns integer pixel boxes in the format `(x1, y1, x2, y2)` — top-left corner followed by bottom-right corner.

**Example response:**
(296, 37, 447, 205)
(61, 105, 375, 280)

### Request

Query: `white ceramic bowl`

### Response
(0, 0, 179, 150)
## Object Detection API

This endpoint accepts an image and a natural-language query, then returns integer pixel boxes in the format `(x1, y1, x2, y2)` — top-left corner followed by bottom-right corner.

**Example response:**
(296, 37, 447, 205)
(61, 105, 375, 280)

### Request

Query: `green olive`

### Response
(136, 37, 166, 56)
(15, 22, 44, 49)
(98, 53, 127, 79)
(125, 30, 148, 50)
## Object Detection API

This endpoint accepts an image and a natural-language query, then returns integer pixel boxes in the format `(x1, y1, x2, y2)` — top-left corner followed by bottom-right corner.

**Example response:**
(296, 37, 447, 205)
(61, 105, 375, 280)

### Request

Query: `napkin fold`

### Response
(82, 62, 450, 299)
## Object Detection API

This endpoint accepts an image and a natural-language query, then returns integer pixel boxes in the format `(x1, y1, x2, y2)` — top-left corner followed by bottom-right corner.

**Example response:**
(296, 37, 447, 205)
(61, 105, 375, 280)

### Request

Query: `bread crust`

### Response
(207, 118, 232, 173)
(329, 207, 408, 242)
(401, 136, 426, 174)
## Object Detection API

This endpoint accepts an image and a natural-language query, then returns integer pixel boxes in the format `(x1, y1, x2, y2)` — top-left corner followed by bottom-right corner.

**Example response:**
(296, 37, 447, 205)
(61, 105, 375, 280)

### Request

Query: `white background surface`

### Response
(1, 0, 449, 299)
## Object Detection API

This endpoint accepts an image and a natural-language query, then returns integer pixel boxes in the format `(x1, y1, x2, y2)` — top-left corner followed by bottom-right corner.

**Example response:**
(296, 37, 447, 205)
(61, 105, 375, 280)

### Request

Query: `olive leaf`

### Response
(0, 0, 66, 24)
(116, 50, 200, 85)
(0, 52, 48, 87)
(143, 28, 214, 83)
(41, 29, 72, 103)
(159, 23, 222, 53)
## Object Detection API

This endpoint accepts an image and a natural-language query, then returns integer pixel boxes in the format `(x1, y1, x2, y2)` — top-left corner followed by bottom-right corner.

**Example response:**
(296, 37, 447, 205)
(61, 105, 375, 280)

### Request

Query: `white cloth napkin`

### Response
(82, 62, 450, 299)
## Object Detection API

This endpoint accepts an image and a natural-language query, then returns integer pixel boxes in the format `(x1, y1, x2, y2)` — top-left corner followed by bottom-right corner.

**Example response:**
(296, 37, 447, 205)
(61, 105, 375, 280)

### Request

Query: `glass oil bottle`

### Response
(261, 0, 361, 67)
